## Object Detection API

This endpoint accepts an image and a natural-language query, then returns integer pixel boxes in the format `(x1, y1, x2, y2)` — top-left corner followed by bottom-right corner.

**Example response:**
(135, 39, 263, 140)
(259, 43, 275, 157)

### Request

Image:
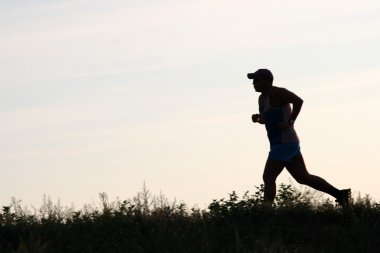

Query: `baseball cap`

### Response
(247, 69, 273, 81)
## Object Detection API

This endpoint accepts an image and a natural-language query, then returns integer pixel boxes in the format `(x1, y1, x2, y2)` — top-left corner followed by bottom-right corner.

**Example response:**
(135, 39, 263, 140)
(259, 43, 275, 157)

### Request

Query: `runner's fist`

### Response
(252, 114, 260, 123)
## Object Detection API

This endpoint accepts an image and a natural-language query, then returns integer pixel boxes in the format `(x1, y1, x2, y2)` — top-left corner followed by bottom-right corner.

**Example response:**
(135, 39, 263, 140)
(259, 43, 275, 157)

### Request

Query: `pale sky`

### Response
(1, 0, 380, 209)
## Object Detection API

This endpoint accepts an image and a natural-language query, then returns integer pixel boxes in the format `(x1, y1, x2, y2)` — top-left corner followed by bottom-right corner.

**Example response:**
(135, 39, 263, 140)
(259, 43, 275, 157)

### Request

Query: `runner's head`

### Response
(247, 69, 273, 93)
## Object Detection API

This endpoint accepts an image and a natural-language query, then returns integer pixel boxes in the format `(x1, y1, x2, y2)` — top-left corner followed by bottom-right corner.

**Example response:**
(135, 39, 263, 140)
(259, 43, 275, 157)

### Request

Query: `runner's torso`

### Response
(259, 87, 300, 145)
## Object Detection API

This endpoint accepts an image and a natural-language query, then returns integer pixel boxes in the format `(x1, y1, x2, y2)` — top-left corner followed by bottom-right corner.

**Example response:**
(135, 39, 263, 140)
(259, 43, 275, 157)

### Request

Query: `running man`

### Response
(248, 69, 351, 206)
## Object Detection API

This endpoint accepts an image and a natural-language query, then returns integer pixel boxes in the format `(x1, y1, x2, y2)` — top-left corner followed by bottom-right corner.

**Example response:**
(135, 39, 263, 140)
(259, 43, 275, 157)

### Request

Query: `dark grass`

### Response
(1, 184, 380, 253)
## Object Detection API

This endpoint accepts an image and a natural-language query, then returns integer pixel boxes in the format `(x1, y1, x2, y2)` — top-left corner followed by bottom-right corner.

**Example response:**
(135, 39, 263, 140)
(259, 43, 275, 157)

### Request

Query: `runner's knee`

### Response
(263, 173, 275, 184)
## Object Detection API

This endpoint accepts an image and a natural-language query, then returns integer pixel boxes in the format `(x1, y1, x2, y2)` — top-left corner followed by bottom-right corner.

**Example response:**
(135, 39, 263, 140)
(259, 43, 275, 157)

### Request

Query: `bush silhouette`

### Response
(1, 183, 380, 253)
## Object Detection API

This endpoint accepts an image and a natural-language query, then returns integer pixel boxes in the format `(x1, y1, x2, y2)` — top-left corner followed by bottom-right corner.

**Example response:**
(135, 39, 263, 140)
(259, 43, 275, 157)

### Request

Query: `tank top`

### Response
(260, 88, 300, 145)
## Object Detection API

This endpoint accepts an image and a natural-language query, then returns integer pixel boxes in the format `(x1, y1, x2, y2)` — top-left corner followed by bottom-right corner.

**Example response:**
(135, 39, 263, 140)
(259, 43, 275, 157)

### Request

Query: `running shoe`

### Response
(335, 189, 351, 207)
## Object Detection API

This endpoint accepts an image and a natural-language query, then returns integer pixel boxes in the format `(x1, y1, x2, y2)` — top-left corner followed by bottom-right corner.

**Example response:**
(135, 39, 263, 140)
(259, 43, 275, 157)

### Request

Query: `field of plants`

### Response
(1, 183, 380, 253)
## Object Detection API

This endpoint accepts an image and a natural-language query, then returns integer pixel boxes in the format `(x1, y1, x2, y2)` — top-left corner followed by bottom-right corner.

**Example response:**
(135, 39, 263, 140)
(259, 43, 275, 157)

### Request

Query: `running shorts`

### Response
(268, 142, 302, 162)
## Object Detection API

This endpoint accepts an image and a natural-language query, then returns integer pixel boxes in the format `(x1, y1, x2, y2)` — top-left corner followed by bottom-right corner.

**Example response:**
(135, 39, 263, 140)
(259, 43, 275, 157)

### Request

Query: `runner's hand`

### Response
(252, 114, 264, 124)
(252, 114, 260, 123)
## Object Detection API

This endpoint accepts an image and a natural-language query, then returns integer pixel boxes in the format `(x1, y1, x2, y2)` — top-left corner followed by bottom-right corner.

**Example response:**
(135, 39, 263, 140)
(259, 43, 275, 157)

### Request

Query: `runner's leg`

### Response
(263, 159, 285, 204)
(285, 155, 340, 198)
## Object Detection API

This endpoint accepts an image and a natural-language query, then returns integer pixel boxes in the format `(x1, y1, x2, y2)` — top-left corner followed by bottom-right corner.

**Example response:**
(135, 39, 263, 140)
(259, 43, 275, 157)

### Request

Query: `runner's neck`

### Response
(262, 86, 273, 96)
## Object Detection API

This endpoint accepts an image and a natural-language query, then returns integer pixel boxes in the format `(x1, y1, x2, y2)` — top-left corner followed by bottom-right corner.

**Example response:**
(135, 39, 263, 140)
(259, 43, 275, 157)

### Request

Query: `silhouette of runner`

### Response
(248, 69, 351, 206)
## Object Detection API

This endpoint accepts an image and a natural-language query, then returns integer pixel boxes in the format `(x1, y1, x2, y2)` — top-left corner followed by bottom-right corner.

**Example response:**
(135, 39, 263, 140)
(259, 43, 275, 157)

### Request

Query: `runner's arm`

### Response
(257, 95, 265, 124)
(278, 88, 303, 123)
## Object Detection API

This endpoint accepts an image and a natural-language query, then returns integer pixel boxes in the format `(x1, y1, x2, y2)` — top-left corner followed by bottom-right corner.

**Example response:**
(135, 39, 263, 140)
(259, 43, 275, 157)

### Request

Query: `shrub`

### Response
(1, 183, 379, 253)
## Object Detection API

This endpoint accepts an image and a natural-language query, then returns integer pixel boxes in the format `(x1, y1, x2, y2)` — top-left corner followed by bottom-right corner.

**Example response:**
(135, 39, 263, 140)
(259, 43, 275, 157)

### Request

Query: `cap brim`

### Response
(247, 73, 256, 79)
